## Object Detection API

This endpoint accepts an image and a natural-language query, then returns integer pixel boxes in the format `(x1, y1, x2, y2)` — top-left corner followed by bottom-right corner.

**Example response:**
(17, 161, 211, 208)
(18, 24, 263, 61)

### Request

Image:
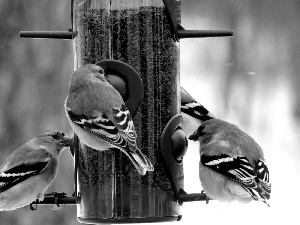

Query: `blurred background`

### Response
(0, 0, 299, 224)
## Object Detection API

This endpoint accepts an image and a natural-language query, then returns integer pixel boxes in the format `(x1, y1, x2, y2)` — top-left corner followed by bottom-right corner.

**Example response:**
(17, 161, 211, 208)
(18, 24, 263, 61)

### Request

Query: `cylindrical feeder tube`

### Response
(73, 0, 181, 223)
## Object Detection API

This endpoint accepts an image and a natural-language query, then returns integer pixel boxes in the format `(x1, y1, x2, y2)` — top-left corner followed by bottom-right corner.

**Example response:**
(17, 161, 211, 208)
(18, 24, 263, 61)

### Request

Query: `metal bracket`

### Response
(19, 0, 77, 39)
(19, 30, 77, 39)
(177, 24, 234, 39)
(19, 0, 233, 40)
(163, 0, 233, 41)
(162, 0, 181, 41)
(179, 189, 209, 205)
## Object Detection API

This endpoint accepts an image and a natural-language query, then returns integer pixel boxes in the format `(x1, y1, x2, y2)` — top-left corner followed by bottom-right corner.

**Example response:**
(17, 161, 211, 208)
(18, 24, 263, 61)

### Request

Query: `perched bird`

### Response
(65, 64, 154, 175)
(0, 131, 71, 211)
(180, 87, 215, 137)
(189, 119, 271, 206)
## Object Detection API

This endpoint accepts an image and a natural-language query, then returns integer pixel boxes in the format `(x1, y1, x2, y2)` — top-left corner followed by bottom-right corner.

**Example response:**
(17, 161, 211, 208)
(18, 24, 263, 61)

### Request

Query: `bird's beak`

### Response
(58, 134, 72, 148)
(188, 131, 200, 141)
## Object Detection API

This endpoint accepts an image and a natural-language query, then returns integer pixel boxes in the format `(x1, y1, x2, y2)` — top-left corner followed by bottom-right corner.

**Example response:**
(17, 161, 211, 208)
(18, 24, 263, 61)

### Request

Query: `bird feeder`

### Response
(20, 0, 233, 224)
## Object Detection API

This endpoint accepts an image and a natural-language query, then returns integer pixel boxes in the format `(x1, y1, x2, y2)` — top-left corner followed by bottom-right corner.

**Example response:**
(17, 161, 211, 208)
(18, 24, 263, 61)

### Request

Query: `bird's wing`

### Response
(66, 107, 131, 151)
(112, 104, 138, 152)
(255, 159, 271, 200)
(201, 153, 270, 205)
(201, 154, 257, 187)
(0, 153, 49, 193)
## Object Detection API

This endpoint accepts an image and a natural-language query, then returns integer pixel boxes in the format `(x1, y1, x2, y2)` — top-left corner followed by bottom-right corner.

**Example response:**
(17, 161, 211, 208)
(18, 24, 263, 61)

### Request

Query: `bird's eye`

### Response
(99, 69, 104, 75)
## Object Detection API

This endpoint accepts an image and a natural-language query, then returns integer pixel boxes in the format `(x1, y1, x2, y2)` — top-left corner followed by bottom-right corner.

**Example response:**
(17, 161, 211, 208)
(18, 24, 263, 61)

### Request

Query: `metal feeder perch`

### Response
(20, 0, 233, 224)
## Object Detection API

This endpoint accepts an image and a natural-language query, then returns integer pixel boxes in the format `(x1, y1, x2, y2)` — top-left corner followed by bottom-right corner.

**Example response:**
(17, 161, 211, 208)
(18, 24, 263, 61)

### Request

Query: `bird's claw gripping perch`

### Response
(30, 200, 39, 211)
(45, 192, 67, 207)
(201, 190, 210, 204)
(30, 192, 68, 211)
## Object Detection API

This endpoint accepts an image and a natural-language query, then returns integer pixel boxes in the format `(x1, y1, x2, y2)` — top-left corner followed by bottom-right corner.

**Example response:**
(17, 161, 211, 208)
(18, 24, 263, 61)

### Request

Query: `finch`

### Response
(0, 131, 71, 211)
(189, 119, 271, 206)
(64, 64, 154, 175)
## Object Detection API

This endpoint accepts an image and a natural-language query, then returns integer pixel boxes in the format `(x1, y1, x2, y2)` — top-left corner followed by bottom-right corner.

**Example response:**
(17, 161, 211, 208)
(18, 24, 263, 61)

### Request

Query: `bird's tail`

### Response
(243, 186, 270, 207)
(121, 148, 154, 175)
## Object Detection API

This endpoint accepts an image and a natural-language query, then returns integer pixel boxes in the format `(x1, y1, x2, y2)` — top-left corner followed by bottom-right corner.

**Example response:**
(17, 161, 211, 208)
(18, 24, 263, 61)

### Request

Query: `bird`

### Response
(0, 131, 71, 211)
(189, 119, 271, 206)
(180, 87, 215, 137)
(64, 64, 154, 175)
